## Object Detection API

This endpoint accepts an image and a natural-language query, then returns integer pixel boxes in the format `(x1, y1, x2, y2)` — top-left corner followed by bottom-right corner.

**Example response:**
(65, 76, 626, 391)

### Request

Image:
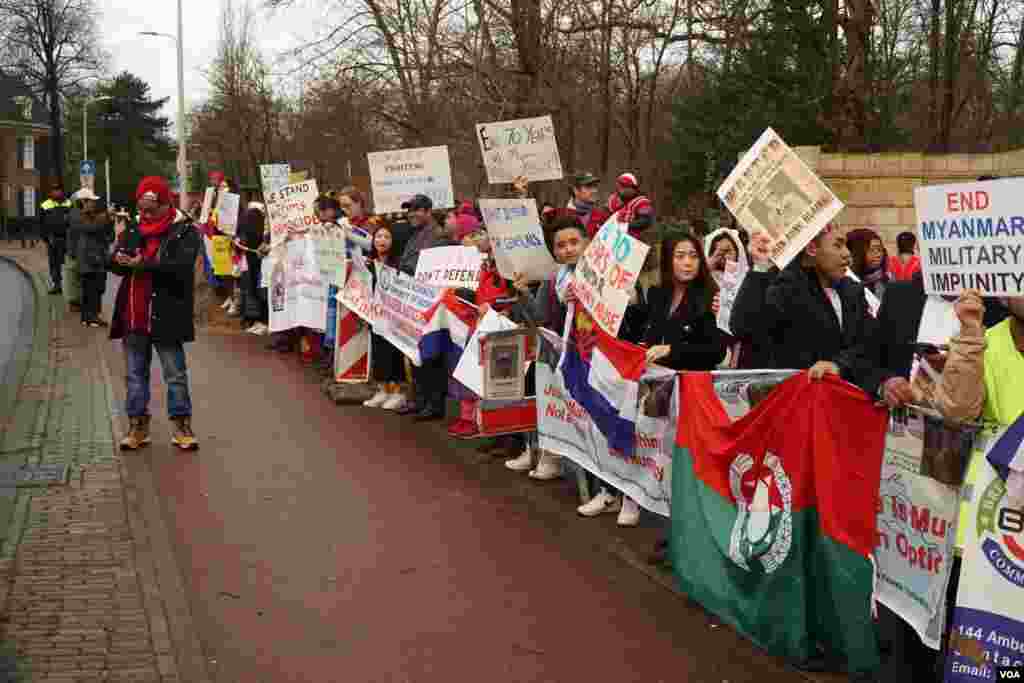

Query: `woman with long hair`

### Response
(846, 227, 889, 299)
(362, 218, 409, 410)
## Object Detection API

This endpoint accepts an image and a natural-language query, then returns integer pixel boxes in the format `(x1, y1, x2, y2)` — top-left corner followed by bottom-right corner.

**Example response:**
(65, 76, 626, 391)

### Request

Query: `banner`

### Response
(367, 146, 454, 213)
(269, 236, 327, 333)
(711, 369, 799, 419)
(914, 178, 1024, 296)
(537, 330, 676, 516)
(266, 180, 319, 247)
(945, 425, 1024, 682)
(573, 216, 650, 336)
(339, 253, 375, 324)
(371, 264, 444, 366)
(217, 192, 240, 236)
(479, 198, 557, 282)
(716, 127, 844, 269)
(260, 164, 291, 195)
(475, 115, 563, 184)
(211, 235, 233, 276)
(415, 246, 483, 290)
(875, 408, 959, 651)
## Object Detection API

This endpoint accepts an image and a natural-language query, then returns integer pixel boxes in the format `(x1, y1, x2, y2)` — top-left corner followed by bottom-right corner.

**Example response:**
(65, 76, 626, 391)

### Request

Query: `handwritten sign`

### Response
(217, 192, 240, 236)
(476, 115, 563, 184)
(717, 128, 843, 269)
(199, 188, 215, 225)
(367, 145, 454, 214)
(313, 224, 346, 289)
(265, 180, 319, 247)
(415, 246, 483, 290)
(914, 178, 1024, 296)
(260, 164, 291, 195)
(479, 198, 557, 282)
(339, 252, 375, 324)
(211, 235, 233, 276)
(371, 264, 444, 366)
(573, 216, 649, 336)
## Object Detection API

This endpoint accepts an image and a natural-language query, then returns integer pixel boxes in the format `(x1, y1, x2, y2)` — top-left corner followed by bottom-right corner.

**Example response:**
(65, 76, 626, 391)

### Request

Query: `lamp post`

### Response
(140, 0, 186, 209)
(83, 95, 113, 163)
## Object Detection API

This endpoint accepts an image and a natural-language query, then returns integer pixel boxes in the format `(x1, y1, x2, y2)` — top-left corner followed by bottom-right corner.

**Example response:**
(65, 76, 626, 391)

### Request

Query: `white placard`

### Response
(717, 127, 844, 269)
(260, 164, 291, 195)
(268, 236, 327, 333)
(367, 146, 454, 214)
(479, 198, 557, 282)
(415, 246, 483, 290)
(217, 192, 240, 236)
(265, 180, 319, 247)
(705, 229, 749, 334)
(917, 296, 961, 347)
(338, 252, 375, 324)
(476, 115, 563, 184)
(371, 264, 444, 366)
(914, 177, 1024, 296)
(573, 216, 650, 336)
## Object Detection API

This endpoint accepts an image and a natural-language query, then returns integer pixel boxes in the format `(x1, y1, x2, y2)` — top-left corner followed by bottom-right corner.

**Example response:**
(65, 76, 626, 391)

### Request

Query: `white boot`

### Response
(363, 390, 389, 407)
(577, 489, 621, 517)
(529, 452, 562, 480)
(505, 448, 533, 472)
(380, 393, 407, 411)
(617, 496, 640, 526)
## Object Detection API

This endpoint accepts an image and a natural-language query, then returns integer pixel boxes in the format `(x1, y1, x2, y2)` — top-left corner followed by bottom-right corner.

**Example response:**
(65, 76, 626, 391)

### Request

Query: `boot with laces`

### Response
(170, 416, 199, 451)
(119, 416, 152, 451)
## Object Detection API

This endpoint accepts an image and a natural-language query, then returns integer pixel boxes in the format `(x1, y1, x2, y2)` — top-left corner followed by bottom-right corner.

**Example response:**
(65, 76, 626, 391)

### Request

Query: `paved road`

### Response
(0, 257, 34, 393)
(99, 314, 814, 683)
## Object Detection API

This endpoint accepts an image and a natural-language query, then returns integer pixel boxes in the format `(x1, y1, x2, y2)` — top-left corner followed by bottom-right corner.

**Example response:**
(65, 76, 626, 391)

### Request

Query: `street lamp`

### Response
(83, 95, 113, 163)
(140, 0, 186, 210)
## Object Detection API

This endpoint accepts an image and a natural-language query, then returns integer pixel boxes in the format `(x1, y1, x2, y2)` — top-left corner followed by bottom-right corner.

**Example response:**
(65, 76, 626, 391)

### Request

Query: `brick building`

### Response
(0, 71, 52, 221)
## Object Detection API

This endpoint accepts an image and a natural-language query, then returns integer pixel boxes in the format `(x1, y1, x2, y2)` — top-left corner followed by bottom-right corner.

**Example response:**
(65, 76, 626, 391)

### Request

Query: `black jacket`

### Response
(70, 211, 114, 274)
(849, 276, 926, 398)
(730, 259, 874, 379)
(39, 199, 73, 241)
(642, 285, 726, 371)
(108, 212, 202, 344)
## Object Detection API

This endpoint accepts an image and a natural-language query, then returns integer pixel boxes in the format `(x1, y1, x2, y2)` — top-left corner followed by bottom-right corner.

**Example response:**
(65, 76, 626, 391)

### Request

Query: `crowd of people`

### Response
(27, 167, 1024, 682)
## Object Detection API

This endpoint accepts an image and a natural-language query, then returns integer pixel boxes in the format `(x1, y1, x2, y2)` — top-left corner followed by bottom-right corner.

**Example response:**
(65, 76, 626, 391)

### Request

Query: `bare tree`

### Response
(0, 0, 106, 182)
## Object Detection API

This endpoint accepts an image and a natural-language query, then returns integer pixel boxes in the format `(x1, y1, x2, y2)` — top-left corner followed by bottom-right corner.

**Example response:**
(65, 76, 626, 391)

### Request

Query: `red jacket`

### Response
(476, 262, 513, 311)
(887, 254, 921, 281)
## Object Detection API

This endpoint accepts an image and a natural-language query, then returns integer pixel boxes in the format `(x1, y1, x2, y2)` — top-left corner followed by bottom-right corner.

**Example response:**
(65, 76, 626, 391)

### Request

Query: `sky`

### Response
(97, 0, 325, 138)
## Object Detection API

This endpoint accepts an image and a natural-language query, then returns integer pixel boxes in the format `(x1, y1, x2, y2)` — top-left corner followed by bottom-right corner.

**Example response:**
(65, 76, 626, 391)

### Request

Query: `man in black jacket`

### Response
(108, 176, 202, 452)
(39, 184, 73, 294)
(730, 224, 874, 380)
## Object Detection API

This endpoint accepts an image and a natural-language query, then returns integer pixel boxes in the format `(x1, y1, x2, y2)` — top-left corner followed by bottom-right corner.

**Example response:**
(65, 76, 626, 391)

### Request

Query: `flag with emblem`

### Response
(671, 372, 887, 676)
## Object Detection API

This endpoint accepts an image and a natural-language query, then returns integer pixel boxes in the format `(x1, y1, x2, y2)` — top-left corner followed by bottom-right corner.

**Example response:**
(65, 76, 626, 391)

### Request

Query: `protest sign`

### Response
(211, 235, 233, 276)
(217, 192, 240, 236)
(875, 408, 959, 651)
(268, 236, 327, 333)
(199, 188, 215, 225)
(265, 179, 319, 247)
(476, 115, 563, 184)
(260, 164, 291, 195)
(339, 253, 375, 324)
(918, 296, 961, 347)
(415, 246, 483, 290)
(717, 128, 844, 269)
(536, 331, 675, 517)
(453, 309, 521, 396)
(260, 252, 275, 289)
(704, 229, 749, 334)
(479, 198, 557, 282)
(914, 178, 1024, 296)
(573, 216, 650, 336)
(289, 170, 309, 183)
(313, 224, 346, 289)
(945, 425, 1024, 682)
(367, 146, 454, 213)
(372, 264, 444, 366)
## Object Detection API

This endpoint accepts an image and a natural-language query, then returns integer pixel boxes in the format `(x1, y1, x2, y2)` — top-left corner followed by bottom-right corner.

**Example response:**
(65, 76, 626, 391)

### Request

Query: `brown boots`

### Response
(119, 416, 152, 451)
(170, 416, 199, 451)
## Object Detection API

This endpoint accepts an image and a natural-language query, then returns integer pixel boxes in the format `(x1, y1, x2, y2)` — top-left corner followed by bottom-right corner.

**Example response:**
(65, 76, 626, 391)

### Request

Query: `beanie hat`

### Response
(248, 201, 266, 213)
(616, 172, 639, 189)
(135, 176, 172, 205)
(454, 213, 482, 241)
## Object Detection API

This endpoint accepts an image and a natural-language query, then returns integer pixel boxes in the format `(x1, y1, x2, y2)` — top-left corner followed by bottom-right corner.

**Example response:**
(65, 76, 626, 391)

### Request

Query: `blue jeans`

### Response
(124, 334, 192, 418)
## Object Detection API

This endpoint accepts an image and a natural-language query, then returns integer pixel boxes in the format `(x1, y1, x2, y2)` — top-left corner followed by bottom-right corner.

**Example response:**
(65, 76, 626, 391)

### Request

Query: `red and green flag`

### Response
(671, 373, 887, 675)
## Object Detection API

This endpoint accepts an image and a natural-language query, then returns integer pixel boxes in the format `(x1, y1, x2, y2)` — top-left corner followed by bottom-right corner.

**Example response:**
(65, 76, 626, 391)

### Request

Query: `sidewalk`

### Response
(0, 245, 206, 683)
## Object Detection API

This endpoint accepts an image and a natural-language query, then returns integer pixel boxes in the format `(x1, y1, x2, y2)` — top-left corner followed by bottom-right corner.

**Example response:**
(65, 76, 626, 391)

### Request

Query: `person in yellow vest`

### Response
(39, 184, 73, 294)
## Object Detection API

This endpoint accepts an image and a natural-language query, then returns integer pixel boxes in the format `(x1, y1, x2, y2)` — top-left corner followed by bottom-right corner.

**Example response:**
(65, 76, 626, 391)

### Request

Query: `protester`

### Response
(610, 173, 655, 238)
(39, 184, 73, 294)
(68, 189, 113, 328)
(338, 187, 373, 256)
(846, 228, 889, 299)
(730, 224, 874, 379)
(108, 176, 202, 451)
(888, 231, 921, 282)
(566, 172, 610, 238)
(234, 205, 268, 335)
(363, 219, 409, 411)
(315, 196, 345, 373)
(706, 230, 740, 285)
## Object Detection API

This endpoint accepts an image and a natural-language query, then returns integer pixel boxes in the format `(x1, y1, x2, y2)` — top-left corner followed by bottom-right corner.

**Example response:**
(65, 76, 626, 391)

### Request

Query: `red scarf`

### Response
(122, 210, 177, 334)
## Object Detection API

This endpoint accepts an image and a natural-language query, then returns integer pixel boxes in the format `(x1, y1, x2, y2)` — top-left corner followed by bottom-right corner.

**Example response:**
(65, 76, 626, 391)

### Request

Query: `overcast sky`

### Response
(97, 0, 323, 136)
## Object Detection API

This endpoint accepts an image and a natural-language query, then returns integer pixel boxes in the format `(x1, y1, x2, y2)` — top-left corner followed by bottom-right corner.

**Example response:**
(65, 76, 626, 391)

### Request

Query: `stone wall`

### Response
(792, 146, 1024, 251)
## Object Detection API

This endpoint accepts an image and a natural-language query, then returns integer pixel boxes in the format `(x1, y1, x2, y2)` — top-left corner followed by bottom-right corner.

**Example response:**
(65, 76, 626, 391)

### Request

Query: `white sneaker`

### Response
(528, 452, 562, 480)
(617, 497, 640, 526)
(246, 322, 263, 334)
(380, 394, 407, 411)
(505, 449, 533, 472)
(363, 391, 389, 407)
(227, 304, 240, 317)
(253, 323, 270, 336)
(577, 489, 621, 517)
(221, 298, 232, 310)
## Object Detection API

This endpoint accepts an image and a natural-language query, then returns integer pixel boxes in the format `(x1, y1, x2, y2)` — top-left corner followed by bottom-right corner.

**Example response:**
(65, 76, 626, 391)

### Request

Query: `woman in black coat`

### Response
(643, 232, 727, 371)
(70, 194, 114, 327)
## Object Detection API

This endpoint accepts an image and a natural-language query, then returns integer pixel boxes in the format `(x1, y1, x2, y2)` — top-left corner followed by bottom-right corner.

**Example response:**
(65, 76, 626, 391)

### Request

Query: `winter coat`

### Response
(39, 199, 73, 242)
(70, 210, 114, 274)
(641, 285, 726, 371)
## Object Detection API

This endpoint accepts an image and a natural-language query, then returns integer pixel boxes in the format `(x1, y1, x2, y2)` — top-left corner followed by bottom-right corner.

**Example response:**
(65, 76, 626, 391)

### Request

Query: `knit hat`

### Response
(248, 201, 265, 213)
(135, 176, 172, 205)
(573, 172, 600, 187)
(454, 213, 482, 241)
(616, 172, 639, 189)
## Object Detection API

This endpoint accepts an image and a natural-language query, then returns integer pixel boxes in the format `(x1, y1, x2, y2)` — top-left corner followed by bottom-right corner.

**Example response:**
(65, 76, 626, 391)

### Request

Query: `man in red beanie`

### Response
(108, 176, 202, 451)
(612, 172, 654, 238)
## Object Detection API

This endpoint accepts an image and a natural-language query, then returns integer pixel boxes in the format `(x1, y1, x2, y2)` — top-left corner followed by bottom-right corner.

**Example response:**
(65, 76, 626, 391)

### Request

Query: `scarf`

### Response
(123, 209, 177, 334)
(862, 264, 888, 287)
